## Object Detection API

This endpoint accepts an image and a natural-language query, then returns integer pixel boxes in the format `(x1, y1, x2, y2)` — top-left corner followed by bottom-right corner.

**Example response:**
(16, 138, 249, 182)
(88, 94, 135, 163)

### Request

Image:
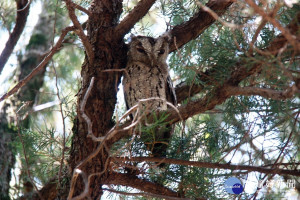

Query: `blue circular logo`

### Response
(224, 177, 244, 194)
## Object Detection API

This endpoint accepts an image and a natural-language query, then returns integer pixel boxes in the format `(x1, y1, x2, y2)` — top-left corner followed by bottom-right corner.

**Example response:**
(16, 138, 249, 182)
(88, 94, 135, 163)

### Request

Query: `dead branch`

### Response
(0, 26, 76, 102)
(113, 157, 300, 177)
(115, 0, 157, 39)
(0, 0, 30, 73)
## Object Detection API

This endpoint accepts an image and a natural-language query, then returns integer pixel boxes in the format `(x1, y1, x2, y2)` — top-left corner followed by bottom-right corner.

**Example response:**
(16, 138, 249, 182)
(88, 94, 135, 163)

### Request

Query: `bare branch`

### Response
(0, 26, 76, 102)
(68, 0, 91, 16)
(65, 0, 94, 64)
(113, 157, 300, 177)
(169, 0, 234, 52)
(115, 0, 156, 39)
(0, 0, 30, 73)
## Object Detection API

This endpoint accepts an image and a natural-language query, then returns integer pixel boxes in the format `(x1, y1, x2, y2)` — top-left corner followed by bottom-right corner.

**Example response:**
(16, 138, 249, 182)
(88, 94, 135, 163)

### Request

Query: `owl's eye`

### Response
(137, 47, 146, 54)
(158, 49, 165, 54)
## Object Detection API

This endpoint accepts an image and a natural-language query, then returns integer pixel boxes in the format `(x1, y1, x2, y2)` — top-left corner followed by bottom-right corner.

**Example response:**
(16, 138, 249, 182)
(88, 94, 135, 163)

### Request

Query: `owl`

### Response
(123, 35, 177, 159)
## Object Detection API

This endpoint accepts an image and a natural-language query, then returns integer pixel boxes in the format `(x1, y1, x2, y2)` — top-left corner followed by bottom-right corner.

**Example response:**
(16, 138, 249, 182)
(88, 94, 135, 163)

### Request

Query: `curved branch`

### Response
(169, 0, 234, 52)
(0, 0, 30, 74)
(114, 0, 156, 39)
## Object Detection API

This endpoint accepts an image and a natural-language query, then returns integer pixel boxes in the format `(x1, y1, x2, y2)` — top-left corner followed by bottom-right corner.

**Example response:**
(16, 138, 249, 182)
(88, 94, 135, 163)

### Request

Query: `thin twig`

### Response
(52, 64, 67, 188)
(244, 0, 299, 51)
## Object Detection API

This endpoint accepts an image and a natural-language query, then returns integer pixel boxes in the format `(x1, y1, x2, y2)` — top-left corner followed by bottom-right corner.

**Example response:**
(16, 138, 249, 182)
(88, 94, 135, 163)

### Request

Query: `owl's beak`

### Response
(149, 53, 157, 67)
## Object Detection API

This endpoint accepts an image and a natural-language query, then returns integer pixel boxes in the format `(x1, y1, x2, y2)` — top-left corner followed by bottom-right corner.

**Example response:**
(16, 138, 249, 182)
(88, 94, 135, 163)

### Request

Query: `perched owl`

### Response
(123, 35, 177, 159)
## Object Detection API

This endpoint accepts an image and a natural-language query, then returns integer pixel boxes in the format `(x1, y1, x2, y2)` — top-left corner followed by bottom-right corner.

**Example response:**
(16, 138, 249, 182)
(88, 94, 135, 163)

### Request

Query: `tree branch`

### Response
(114, 157, 300, 177)
(169, 0, 234, 52)
(174, 12, 300, 103)
(245, 0, 299, 51)
(65, 0, 94, 64)
(115, 0, 156, 39)
(175, 82, 203, 103)
(0, 0, 30, 74)
(0, 26, 76, 102)
(103, 172, 181, 198)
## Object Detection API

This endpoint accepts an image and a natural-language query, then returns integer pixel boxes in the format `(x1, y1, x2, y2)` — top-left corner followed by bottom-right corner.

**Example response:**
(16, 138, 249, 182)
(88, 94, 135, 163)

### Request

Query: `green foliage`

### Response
(15, 125, 67, 185)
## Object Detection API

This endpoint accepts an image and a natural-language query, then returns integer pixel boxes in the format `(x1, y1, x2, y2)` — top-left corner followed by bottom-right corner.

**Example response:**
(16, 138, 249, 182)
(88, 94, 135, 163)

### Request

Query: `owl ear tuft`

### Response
(160, 32, 172, 43)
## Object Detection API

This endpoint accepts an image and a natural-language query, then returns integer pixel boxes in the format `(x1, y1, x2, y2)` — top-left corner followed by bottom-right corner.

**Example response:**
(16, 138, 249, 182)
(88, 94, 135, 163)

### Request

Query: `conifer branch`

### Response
(113, 157, 300, 177)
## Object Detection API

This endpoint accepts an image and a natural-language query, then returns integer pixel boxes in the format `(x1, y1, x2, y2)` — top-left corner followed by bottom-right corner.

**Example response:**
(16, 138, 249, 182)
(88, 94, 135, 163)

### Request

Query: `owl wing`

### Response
(165, 75, 177, 106)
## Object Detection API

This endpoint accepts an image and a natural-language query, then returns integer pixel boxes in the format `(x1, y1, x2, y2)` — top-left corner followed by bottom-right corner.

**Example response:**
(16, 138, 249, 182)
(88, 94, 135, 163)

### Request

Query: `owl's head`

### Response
(127, 34, 171, 66)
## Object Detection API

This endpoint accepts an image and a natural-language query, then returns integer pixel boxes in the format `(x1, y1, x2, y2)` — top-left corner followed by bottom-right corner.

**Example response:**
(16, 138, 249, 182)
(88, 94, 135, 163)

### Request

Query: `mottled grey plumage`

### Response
(123, 35, 176, 158)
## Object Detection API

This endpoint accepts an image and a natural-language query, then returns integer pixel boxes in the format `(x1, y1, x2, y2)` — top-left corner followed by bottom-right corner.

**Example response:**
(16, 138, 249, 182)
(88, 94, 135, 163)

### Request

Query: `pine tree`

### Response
(0, 0, 299, 199)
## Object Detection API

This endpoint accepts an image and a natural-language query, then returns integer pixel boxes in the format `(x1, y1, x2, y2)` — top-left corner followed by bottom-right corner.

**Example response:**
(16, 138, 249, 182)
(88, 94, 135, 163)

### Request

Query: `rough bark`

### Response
(67, 0, 127, 199)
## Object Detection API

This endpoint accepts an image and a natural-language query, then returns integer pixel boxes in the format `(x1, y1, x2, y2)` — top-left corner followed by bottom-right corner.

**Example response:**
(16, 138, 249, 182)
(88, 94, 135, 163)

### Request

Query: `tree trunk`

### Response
(67, 0, 127, 199)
